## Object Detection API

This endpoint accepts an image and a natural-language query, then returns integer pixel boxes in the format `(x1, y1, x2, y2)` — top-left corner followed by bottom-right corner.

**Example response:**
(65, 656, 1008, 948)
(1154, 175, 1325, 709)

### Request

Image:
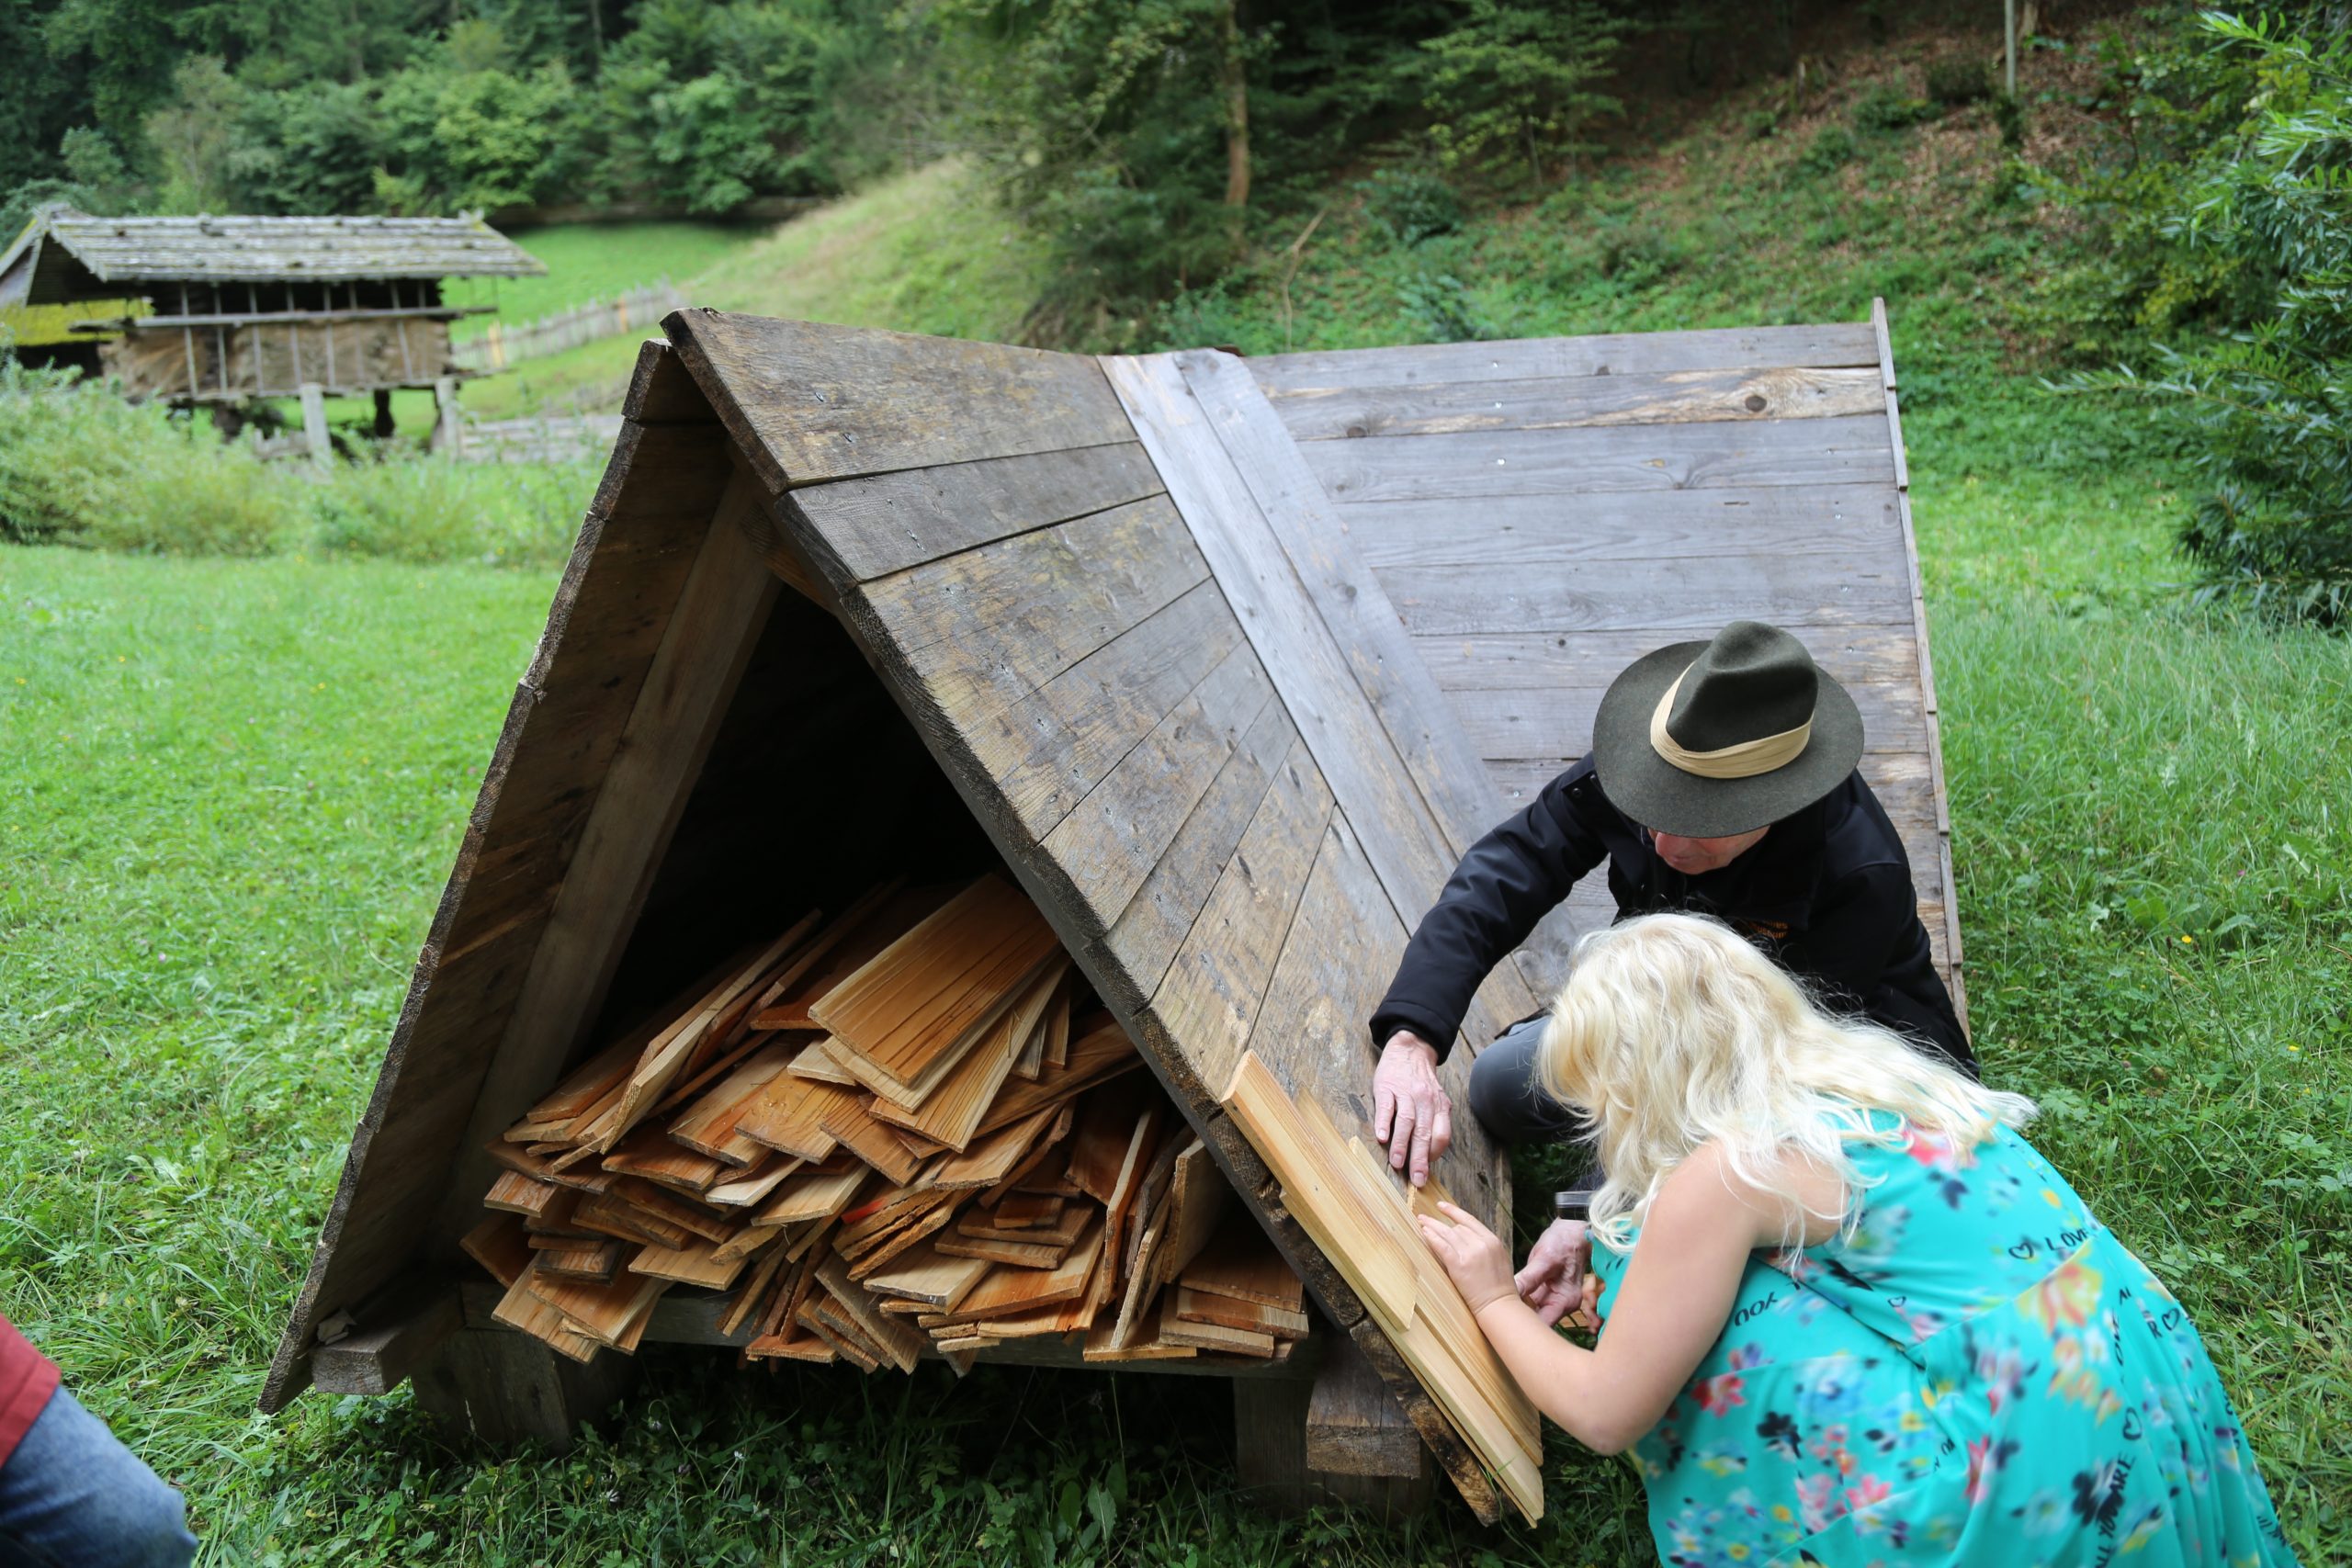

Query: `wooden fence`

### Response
(454, 412, 625, 464)
(450, 283, 685, 371)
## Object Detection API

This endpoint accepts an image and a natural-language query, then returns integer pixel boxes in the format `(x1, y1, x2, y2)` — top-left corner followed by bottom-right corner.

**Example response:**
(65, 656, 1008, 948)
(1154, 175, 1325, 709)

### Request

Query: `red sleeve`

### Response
(0, 1314, 62, 1471)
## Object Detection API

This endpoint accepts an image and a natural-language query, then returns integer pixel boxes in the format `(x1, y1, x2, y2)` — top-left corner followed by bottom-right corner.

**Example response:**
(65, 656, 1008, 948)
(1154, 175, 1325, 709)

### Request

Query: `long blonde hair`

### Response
(1537, 913, 2034, 1252)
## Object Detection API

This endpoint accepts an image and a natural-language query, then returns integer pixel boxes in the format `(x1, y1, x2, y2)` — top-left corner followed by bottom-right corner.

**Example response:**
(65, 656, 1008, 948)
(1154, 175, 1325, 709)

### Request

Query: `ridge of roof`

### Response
(1, 207, 547, 291)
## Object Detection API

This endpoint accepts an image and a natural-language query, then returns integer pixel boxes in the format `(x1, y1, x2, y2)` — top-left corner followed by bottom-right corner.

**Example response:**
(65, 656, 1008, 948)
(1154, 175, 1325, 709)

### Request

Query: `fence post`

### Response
(299, 381, 332, 468)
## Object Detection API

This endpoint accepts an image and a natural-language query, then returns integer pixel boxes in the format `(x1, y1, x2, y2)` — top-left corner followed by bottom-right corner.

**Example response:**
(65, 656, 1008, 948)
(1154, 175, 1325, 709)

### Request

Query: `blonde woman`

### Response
(1417, 913, 2298, 1565)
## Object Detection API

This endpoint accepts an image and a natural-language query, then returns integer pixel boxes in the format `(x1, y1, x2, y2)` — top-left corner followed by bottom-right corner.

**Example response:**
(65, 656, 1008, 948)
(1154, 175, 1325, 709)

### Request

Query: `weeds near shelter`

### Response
(0, 363, 594, 568)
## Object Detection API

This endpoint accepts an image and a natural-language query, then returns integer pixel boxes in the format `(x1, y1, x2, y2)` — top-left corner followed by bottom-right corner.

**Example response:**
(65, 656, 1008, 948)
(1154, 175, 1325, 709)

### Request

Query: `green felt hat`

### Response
(1589, 622, 1864, 838)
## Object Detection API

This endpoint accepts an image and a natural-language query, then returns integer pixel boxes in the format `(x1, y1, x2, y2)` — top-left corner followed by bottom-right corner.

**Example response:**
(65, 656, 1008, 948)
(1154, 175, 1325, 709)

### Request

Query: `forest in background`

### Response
(3, 0, 2347, 607)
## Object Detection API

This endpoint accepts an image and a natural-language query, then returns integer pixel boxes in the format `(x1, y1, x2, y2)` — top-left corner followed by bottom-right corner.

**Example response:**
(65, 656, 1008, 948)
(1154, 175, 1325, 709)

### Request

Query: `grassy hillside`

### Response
(458, 161, 1051, 421)
(443, 220, 769, 343)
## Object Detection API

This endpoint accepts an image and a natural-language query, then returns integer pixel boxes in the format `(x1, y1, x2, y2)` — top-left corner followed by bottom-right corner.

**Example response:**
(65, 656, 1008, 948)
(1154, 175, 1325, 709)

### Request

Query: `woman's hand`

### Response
(1415, 1200, 1518, 1314)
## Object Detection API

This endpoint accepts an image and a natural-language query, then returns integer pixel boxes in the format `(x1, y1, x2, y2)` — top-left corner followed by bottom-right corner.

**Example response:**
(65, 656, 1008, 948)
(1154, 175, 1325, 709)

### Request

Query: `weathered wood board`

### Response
(1248, 301, 1960, 1013)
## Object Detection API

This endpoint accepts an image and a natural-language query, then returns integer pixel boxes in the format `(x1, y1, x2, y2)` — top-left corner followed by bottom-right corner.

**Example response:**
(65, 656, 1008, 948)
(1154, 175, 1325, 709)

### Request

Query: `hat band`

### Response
(1648, 665, 1814, 781)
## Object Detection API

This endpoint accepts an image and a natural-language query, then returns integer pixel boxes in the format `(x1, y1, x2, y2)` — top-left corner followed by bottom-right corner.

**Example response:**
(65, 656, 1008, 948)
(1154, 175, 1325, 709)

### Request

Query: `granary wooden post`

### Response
(432, 376, 464, 457)
(298, 381, 331, 468)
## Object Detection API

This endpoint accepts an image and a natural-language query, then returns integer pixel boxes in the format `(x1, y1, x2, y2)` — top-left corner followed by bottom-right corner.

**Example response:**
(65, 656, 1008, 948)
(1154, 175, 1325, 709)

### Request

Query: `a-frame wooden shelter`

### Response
(260, 303, 1957, 1523)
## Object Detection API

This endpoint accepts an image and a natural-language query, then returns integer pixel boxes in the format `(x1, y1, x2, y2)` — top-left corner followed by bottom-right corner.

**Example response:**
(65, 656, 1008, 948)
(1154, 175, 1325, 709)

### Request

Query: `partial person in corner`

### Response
(1367, 621, 1969, 1325)
(0, 1310, 198, 1568)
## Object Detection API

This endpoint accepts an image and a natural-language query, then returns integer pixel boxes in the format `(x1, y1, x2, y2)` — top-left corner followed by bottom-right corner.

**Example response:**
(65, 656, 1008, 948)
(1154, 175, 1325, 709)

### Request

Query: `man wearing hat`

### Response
(1369, 622, 1969, 1321)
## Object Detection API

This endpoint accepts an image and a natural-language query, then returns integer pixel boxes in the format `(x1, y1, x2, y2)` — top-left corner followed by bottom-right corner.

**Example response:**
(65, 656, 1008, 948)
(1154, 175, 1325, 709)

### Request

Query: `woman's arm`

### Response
(1417, 1144, 1840, 1454)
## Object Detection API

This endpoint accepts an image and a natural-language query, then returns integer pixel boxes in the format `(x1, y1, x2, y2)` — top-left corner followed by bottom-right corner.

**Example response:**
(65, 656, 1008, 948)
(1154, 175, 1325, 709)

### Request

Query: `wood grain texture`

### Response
(664, 310, 1134, 493)
(1266, 365, 1883, 441)
(431, 476, 783, 1247)
(791, 442, 1165, 581)
(1248, 323, 1882, 392)
(1306, 1332, 1429, 1479)
(858, 493, 1210, 737)
(1043, 640, 1277, 935)
(1296, 415, 1897, 504)
(1447, 679, 1927, 762)
(1336, 484, 1903, 571)
(1412, 623, 1919, 694)
(1102, 353, 1532, 1040)
(1223, 1053, 1541, 1524)
(1873, 299, 1966, 1026)
(1085, 694, 1296, 1012)
(1373, 554, 1912, 638)
(621, 340, 716, 425)
(1171, 355, 1532, 972)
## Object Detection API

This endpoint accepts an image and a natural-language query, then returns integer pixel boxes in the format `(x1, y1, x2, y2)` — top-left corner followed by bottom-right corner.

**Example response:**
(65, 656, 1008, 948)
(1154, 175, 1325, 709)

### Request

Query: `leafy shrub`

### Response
(1596, 221, 1686, 286)
(1851, 84, 1939, 132)
(310, 456, 592, 568)
(0, 365, 592, 567)
(1991, 92, 2027, 150)
(1792, 123, 1859, 179)
(1396, 271, 1494, 343)
(1354, 167, 1464, 246)
(2051, 13, 2352, 620)
(1925, 57, 1993, 106)
(1420, 0, 1627, 184)
(0, 365, 294, 554)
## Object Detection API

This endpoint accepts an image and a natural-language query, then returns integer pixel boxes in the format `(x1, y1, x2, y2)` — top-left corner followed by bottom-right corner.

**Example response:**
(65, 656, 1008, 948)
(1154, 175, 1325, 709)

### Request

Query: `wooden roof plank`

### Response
(1296, 415, 1898, 504)
(1336, 484, 1903, 572)
(1247, 322, 1881, 392)
(1373, 556, 1912, 639)
(0, 208, 545, 301)
(1042, 640, 1277, 936)
(1448, 679, 1928, 761)
(1084, 694, 1297, 1015)
(1264, 364, 1884, 441)
(792, 442, 1166, 582)
(1102, 352, 1532, 1048)
(857, 493, 1211, 734)
(1415, 623, 1920, 694)
(663, 310, 1135, 495)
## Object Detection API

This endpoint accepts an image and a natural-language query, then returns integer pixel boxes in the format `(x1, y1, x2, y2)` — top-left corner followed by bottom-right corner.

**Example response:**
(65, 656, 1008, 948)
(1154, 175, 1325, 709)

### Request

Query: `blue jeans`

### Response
(0, 1388, 196, 1568)
(1464, 1014, 1584, 1145)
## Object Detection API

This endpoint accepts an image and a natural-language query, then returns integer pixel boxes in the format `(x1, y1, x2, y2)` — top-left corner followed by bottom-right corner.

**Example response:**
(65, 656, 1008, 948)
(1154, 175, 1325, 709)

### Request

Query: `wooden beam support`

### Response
(1306, 1331, 1430, 1479)
(311, 1289, 463, 1397)
(410, 1326, 637, 1450)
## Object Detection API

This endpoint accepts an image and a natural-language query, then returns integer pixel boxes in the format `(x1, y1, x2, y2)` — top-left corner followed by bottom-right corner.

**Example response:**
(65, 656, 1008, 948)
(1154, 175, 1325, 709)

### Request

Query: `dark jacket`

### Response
(1370, 757, 1973, 1072)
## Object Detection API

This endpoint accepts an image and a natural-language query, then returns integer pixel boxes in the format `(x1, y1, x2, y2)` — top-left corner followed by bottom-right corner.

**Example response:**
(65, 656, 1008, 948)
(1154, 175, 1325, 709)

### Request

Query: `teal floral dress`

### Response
(1588, 1115, 2300, 1566)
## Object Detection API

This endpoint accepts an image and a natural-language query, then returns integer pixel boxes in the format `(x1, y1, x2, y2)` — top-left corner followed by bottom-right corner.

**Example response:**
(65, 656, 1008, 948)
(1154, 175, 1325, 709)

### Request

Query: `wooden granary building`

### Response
(261, 303, 1960, 1522)
(0, 206, 542, 429)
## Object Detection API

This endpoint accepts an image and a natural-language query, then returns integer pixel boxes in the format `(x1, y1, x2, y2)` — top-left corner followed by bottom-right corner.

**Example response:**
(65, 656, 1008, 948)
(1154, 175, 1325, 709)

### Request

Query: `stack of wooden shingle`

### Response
(462, 873, 1307, 1371)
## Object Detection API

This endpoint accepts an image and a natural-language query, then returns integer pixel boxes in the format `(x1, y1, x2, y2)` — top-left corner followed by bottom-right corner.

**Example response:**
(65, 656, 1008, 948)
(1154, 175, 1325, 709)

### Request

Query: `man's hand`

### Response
(1516, 1216, 1591, 1328)
(1372, 1031, 1452, 1187)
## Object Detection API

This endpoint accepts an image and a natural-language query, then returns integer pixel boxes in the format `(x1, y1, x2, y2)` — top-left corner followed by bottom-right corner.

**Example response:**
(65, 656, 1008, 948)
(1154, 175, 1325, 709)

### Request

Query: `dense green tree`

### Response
(596, 0, 845, 210)
(2053, 7, 2352, 619)
(1420, 0, 1627, 184)
(373, 46, 585, 212)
